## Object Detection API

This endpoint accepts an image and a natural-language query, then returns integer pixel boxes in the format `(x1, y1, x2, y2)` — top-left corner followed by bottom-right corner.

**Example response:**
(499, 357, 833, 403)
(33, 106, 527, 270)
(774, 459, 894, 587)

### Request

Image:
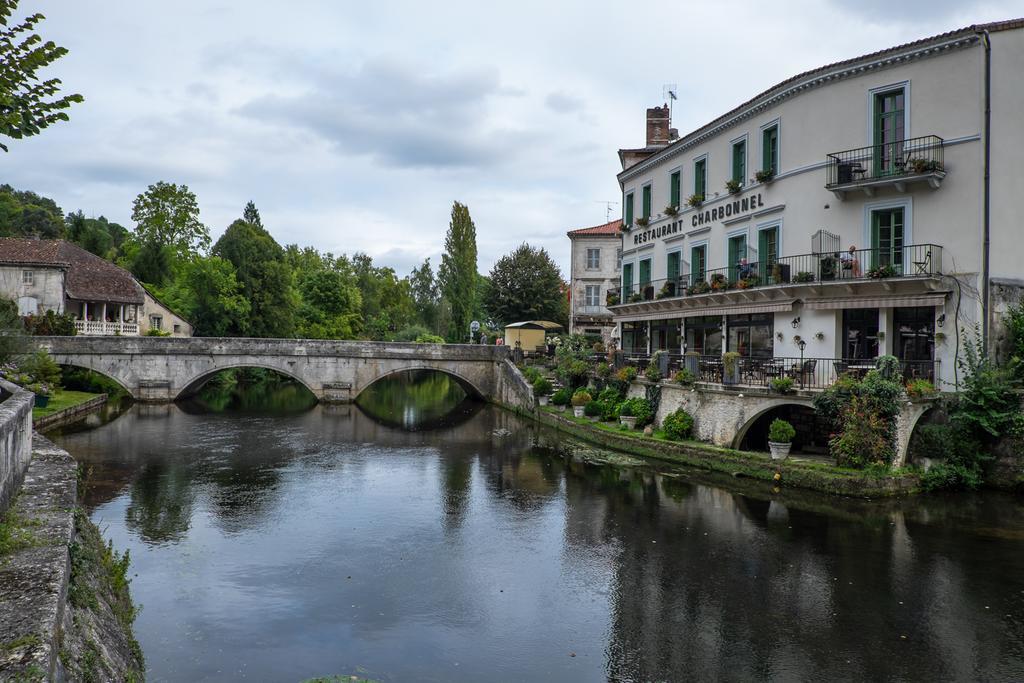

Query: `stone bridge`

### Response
(34, 336, 531, 407)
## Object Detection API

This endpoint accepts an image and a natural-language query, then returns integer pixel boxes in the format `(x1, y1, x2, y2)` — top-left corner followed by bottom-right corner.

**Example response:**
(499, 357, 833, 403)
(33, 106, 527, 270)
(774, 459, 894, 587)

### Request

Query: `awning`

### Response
(614, 299, 796, 322)
(803, 292, 948, 310)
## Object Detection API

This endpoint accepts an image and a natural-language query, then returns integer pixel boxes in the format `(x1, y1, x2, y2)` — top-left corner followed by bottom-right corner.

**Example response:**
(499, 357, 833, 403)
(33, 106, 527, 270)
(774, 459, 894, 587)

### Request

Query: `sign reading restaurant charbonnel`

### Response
(631, 192, 765, 245)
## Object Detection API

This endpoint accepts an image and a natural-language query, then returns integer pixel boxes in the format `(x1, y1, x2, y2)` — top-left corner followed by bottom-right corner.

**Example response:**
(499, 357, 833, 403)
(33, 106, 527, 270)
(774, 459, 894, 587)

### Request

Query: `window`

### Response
(669, 170, 681, 208)
(616, 248, 622, 270)
(727, 233, 748, 281)
(586, 247, 600, 270)
(651, 319, 681, 352)
(622, 262, 634, 296)
(624, 192, 634, 227)
(21, 270, 33, 285)
(150, 315, 162, 330)
(762, 124, 779, 175)
(694, 158, 707, 198)
(639, 258, 652, 299)
(894, 307, 935, 381)
(16, 296, 37, 316)
(585, 285, 600, 307)
(686, 316, 722, 356)
(621, 321, 648, 354)
(758, 226, 779, 281)
(843, 309, 880, 360)
(731, 139, 746, 185)
(690, 244, 707, 282)
(727, 313, 774, 358)
(173, 324, 181, 334)
(641, 184, 652, 220)
(873, 88, 906, 175)
(667, 251, 681, 282)
(871, 207, 905, 272)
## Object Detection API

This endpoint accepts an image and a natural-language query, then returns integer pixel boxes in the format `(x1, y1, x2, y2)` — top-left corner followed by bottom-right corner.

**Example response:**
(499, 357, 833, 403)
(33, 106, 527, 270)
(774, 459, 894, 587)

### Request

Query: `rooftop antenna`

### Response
(595, 200, 619, 222)
(663, 83, 678, 123)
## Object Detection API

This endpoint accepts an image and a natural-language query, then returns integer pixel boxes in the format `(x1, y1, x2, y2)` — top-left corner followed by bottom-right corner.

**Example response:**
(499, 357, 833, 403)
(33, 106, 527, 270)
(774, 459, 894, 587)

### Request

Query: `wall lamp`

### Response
(937, 313, 946, 328)
(791, 316, 801, 329)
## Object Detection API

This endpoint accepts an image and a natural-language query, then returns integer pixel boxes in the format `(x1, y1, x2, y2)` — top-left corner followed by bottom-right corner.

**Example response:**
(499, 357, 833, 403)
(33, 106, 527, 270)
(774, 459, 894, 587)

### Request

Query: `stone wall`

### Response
(495, 359, 537, 414)
(0, 377, 34, 515)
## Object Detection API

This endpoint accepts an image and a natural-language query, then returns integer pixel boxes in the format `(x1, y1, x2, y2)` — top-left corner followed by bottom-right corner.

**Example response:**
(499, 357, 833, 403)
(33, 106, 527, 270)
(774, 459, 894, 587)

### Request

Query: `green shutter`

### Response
(758, 227, 778, 280)
(762, 126, 777, 174)
(670, 171, 680, 207)
(622, 263, 633, 295)
(624, 193, 634, 227)
(667, 251, 680, 281)
(694, 159, 706, 197)
(691, 245, 706, 281)
(728, 235, 747, 281)
(639, 258, 651, 286)
(732, 141, 745, 184)
(642, 185, 652, 219)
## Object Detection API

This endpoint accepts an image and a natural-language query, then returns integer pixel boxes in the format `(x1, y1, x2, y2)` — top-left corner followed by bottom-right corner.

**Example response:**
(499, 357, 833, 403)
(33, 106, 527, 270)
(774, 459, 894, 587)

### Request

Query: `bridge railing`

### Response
(73, 320, 140, 336)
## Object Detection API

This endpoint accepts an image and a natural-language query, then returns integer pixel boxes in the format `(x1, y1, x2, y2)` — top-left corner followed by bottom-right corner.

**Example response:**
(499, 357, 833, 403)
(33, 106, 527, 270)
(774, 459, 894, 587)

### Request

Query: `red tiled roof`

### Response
(619, 19, 1024, 176)
(567, 219, 623, 238)
(0, 238, 144, 304)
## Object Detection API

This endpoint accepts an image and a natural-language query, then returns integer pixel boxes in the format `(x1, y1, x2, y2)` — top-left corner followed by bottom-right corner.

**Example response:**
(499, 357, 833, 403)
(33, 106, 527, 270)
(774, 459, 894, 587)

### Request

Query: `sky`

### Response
(5, 0, 1020, 278)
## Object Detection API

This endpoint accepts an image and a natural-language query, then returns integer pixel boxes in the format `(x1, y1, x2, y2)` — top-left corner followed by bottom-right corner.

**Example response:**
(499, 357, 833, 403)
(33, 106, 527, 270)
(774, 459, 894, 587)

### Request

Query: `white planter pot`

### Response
(557, 404, 567, 412)
(620, 416, 637, 430)
(573, 406, 585, 418)
(589, 415, 600, 422)
(538, 395, 549, 406)
(768, 441, 792, 460)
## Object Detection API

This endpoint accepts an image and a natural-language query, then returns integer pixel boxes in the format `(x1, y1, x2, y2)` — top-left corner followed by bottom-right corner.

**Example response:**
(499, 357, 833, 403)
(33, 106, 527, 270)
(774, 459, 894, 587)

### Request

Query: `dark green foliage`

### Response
(18, 349, 61, 387)
(583, 400, 602, 417)
(1005, 300, 1024, 376)
(0, 296, 25, 362)
(662, 409, 694, 441)
(815, 369, 902, 468)
(911, 421, 988, 491)
(522, 366, 542, 384)
(0, 184, 63, 237)
(23, 308, 75, 335)
(954, 330, 1023, 441)
(127, 240, 173, 286)
(554, 334, 591, 389)
(65, 211, 128, 259)
(532, 377, 552, 395)
(550, 387, 572, 406)
(920, 461, 985, 491)
(768, 418, 796, 443)
(408, 258, 441, 335)
(130, 181, 210, 272)
(242, 200, 263, 229)
(296, 267, 361, 339)
(618, 397, 654, 427)
(0, 2, 83, 152)
(484, 242, 567, 328)
(438, 201, 478, 342)
(674, 369, 695, 386)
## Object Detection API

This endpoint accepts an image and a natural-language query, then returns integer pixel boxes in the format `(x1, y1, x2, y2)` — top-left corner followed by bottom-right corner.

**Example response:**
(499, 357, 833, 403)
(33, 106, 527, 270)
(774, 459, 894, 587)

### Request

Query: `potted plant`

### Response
(908, 158, 942, 174)
(606, 291, 620, 306)
(820, 255, 837, 281)
(635, 216, 649, 227)
(770, 377, 795, 394)
(725, 179, 741, 194)
(793, 271, 815, 283)
(755, 169, 775, 183)
(628, 292, 643, 303)
(571, 389, 592, 417)
(657, 282, 674, 299)
(617, 397, 652, 430)
(674, 369, 696, 386)
(30, 383, 51, 408)
(551, 386, 572, 412)
(768, 418, 796, 460)
(664, 205, 679, 217)
(583, 399, 602, 421)
(709, 273, 727, 291)
(867, 264, 898, 279)
(905, 379, 937, 399)
(644, 362, 662, 383)
(686, 193, 704, 208)
(533, 377, 553, 405)
(722, 351, 741, 385)
(615, 365, 638, 383)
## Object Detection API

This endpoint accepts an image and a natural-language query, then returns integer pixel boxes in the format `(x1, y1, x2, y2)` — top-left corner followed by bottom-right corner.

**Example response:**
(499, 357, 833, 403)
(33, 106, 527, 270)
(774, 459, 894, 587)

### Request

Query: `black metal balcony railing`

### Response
(606, 243, 942, 306)
(826, 135, 944, 188)
(614, 354, 938, 391)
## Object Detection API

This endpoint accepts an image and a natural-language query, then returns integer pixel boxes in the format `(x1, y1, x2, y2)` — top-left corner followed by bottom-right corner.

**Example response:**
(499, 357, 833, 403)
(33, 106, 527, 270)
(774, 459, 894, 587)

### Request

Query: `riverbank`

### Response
(32, 390, 107, 428)
(0, 436, 143, 681)
(531, 406, 920, 498)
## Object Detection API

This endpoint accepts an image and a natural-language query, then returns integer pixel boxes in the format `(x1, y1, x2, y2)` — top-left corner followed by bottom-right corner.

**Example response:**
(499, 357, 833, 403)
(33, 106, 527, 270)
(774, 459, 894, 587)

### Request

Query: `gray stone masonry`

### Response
(0, 379, 33, 516)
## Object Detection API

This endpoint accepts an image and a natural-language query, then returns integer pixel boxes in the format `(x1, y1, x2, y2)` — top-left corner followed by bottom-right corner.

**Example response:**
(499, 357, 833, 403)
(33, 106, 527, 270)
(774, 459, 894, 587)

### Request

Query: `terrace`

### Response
(825, 135, 946, 199)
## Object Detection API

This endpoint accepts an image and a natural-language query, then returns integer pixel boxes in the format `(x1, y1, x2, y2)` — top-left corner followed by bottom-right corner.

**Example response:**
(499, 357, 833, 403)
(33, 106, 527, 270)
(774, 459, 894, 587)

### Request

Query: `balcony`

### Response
(825, 135, 945, 199)
(607, 243, 943, 313)
(74, 320, 140, 336)
(575, 305, 610, 316)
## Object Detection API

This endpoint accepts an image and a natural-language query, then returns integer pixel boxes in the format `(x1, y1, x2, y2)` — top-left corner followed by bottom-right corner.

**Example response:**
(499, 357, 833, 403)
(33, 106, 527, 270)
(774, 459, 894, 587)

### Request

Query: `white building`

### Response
(0, 238, 192, 337)
(610, 19, 1024, 391)
(567, 219, 622, 344)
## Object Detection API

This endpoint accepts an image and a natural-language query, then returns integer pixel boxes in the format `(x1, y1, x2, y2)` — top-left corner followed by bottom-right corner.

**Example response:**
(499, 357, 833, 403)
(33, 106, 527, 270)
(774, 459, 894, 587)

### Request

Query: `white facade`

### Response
(141, 289, 193, 337)
(568, 220, 622, 343)
(0, 264, 65, 316)
(610, 22, 1024, 391)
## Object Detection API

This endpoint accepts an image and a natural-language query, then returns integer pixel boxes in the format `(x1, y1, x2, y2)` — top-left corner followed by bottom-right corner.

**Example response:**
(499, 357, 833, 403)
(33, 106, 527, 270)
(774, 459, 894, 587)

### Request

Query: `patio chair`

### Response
(787, 359, 818, 387)
(913, 249, 932, 275)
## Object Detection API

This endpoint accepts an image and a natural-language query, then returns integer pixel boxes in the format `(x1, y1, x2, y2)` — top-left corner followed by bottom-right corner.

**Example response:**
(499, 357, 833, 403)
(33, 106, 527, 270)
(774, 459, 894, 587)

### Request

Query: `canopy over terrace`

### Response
(504, 320, 564, 352)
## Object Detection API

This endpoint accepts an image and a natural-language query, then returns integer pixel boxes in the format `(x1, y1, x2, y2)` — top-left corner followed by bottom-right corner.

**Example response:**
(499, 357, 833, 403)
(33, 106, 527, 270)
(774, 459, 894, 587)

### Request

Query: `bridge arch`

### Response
(733, 400, 824, 454)
(354, 366, 487, 402)
(54, 360, 136, 399)
(175, 363, 319, 401)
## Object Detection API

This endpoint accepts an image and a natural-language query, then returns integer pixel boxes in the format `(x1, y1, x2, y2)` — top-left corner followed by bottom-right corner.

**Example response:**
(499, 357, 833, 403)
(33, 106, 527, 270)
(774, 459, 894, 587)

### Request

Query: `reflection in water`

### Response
(51, 398, 1024, 682)
(356, 369, 480, 430)
(181, 367, 318, 415)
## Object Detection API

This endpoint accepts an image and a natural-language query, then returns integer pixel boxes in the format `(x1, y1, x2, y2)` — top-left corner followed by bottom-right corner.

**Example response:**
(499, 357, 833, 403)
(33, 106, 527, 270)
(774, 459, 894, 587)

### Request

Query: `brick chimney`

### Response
(646, 103, 678, 147)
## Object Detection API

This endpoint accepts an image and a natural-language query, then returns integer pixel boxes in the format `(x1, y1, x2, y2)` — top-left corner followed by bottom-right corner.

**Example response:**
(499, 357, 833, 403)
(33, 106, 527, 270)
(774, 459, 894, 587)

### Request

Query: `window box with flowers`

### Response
(686, 194, 704, 208)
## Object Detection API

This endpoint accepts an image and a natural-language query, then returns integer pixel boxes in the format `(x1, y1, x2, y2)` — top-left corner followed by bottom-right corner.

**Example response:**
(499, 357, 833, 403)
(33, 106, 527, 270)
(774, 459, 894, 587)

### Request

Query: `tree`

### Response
(213, 218, 296, 338)
(243, 200, 263, 229)
(65, 211, 128, 258)
(0, 296, 24, 362)
(485, 243, 568, 327)
(0, 184, 63, 238)
(438, 201, 478, 342)
(159, 256, 251, 337)
(130, 181, 210, 263)
(296, 268, 362, 339)
(0, 2, 83, 152)
(408, 257, 439, 332)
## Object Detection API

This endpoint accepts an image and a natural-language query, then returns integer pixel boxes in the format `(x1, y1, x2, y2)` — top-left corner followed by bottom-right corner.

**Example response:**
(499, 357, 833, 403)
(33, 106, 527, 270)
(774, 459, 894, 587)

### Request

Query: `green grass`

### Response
(32, 390, 103, 420)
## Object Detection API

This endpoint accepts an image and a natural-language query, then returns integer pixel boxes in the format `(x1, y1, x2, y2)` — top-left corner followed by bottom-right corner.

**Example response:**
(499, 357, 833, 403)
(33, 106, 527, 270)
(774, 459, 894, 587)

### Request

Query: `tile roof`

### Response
(0, 238, 145, 304)
(567, 219, 623, 238)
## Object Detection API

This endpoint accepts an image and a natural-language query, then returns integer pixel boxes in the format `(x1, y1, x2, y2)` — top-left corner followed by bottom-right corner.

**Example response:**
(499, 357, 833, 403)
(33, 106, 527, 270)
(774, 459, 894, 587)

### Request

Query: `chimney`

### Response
(646, 103, 678, 147)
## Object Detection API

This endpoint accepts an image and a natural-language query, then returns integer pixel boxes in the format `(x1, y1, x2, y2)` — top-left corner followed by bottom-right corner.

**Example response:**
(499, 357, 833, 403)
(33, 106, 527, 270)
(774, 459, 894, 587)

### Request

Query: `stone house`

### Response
(567, 219, 622, 345)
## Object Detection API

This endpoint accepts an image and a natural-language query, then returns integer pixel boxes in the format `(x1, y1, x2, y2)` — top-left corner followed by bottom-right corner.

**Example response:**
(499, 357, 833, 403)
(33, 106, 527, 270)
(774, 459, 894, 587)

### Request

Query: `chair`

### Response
(913, 250, 932, 275)
(787, 359, 818, 386)
(833, 360, 849, 378)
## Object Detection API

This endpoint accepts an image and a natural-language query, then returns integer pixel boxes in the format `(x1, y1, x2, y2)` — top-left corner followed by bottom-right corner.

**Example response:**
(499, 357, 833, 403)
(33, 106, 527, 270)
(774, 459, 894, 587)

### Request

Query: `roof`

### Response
(504, 320, 564, 330)
(567, 219, 623, 238)
(618, 18, 1024, 178)
(0, 238, 145, 304)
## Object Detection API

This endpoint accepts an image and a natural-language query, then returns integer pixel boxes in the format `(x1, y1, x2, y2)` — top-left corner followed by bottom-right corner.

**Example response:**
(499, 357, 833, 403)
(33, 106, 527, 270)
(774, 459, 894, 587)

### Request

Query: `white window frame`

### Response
(725, 226, 750, 268)
(756, 218, 784, 262)
(688, 239, 710, 278)
(863, 197, 913, 270)
(666, 247, 683, 280)
(585, 247, 601, 270)
(584, 284, 601, 307)
(730, 133, 748, 187)
(21, 270, 33, 285)
(149, 314, 163, 330)
(866, 81, 911, 146)
(759, 118, 781, 177)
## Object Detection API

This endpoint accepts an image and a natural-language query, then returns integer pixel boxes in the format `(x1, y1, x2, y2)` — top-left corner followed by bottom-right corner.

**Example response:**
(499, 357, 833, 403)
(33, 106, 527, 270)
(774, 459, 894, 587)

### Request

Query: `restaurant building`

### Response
(610, 19, 1024, 391)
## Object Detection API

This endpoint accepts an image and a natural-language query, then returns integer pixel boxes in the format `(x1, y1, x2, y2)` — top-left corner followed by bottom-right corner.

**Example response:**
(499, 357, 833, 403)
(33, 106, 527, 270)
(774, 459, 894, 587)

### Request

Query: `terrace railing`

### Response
(606, 244, 942, 306)
(826, 135, 944, 188)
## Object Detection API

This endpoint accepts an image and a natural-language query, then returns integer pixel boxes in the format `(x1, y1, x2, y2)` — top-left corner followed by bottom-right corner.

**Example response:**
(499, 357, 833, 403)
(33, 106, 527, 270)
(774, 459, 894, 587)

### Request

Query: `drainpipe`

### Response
(980, 29, 992, 349)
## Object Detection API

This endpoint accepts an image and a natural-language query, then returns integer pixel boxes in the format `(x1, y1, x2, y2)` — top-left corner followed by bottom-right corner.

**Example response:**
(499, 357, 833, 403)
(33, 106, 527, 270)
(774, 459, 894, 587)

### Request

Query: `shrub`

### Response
(793, 271, 815, 283)
(415, 333, 446, 344)
(583, 400, 602, 417)
(393, 324, 431, 342)
(23, 310, 77, 336)
(595, 362, 612, 379)
(598, 399, 619, 421)
(19, 350, 62, 388)
(674, 369, 696, 386)
(954, 329, 1023, 442)
(571, 389, 592, 407)
(875, 355, 902, 381)
(145, 328, 171, 337)
(644, 362, 662, 382)
(829, 396, 894, 467)
(532, 378, 552, 396)
(769, 377, 795, 394)
(618, 397, 654, 427)
(597, 386, 622, 403)
(551, 387, 572, 406)
(616, 366, 637, 382)
(662, 409, 694, 441)
(905, 378, 936, 398)
(768, 418, 796, 443)
(523, 367, 543, 384)
(921, 461, 984, 492)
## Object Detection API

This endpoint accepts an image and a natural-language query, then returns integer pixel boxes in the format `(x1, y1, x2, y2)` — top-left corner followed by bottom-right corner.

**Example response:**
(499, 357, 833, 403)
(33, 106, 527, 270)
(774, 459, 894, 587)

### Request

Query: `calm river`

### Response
(50, 371, 1024, 682)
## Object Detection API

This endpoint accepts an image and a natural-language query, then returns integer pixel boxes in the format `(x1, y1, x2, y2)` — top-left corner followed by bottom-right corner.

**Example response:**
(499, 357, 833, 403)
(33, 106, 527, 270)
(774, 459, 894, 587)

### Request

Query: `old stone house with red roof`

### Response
(0, 238, 192, 336)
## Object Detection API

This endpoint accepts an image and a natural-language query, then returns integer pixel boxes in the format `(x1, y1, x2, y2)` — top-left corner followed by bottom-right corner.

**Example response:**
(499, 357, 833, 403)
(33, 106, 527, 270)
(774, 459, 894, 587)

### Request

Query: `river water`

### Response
(50, 371, 1024, 682)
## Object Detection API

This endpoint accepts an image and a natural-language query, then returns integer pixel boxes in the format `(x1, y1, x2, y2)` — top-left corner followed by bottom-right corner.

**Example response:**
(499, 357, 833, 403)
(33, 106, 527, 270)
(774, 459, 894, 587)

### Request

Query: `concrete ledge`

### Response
(0, 379, 34, 516)
(0, 435, 77, 681)
(33, 394, 108, 431)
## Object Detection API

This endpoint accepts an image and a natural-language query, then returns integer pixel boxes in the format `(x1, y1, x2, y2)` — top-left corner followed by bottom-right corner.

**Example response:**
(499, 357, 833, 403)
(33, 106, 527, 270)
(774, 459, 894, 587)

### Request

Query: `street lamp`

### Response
(796, 338, 807, 389)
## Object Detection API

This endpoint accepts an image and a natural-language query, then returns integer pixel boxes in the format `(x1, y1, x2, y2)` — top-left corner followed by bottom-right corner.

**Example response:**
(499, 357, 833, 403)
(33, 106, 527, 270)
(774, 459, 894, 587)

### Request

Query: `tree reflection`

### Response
(356, 370, 476, 430)
(125, 461, 195, 544)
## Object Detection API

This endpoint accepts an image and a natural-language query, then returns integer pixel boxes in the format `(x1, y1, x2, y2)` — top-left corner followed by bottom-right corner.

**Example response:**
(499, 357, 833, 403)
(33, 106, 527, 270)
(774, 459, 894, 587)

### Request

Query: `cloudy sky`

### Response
(6, 0, 1019, 277)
